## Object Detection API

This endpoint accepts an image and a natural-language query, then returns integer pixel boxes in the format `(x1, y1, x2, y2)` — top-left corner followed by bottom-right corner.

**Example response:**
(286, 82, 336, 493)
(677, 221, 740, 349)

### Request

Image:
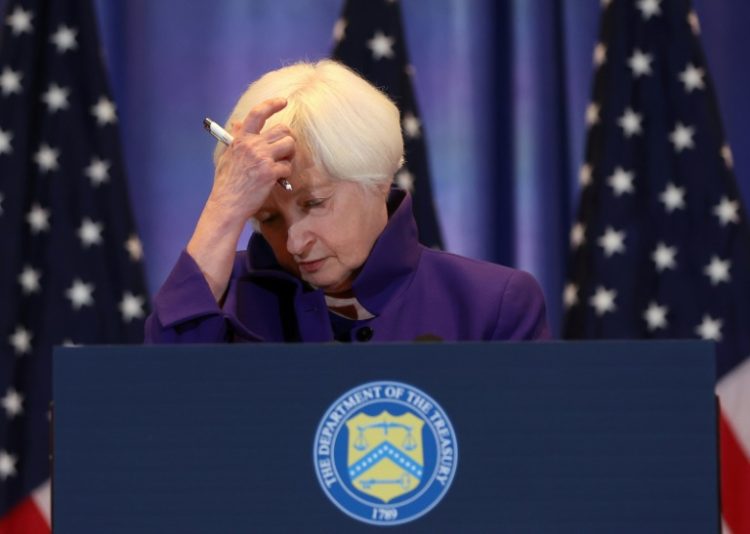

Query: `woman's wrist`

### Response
(201, 195, 251, 231)
(186, 200, 248, 301)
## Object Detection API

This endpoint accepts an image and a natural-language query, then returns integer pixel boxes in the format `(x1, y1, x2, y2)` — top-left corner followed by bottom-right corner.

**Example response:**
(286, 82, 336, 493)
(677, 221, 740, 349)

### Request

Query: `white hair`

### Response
(214, 60, 404, 189)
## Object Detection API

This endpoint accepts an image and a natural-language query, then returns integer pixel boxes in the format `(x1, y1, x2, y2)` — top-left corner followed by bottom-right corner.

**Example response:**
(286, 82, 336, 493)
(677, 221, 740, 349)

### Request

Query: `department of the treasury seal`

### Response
(313, 381, 458, 526)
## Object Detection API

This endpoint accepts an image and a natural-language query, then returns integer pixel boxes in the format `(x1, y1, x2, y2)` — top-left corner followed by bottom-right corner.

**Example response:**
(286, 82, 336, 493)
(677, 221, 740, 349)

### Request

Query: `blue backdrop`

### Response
(24, 0, 750, 335)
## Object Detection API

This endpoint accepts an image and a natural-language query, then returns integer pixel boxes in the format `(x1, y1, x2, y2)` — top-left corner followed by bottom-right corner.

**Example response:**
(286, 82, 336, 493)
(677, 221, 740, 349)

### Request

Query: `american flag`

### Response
(563, 1, 750, 531)
(332, 0, 444, 249)
(0, 0, 149, 531)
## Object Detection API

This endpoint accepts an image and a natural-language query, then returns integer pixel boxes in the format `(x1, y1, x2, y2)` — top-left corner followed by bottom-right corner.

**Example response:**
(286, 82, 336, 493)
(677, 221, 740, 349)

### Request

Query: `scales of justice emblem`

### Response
(346, 411, 425, 503)
(314, 381, 458, 526)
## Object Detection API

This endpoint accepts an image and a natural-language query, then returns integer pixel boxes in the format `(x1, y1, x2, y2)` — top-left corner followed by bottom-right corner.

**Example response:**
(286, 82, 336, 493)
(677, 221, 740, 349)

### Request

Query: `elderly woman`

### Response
(145, 60, 549, 343)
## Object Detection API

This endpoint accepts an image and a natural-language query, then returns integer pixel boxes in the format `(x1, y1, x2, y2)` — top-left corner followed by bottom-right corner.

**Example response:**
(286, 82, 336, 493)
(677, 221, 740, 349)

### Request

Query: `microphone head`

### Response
(413, 333, 443, 342)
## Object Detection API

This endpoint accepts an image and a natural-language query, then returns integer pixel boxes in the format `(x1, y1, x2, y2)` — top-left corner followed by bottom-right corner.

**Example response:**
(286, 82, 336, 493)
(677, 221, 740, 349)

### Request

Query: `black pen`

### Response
(203, 117, 293, 192)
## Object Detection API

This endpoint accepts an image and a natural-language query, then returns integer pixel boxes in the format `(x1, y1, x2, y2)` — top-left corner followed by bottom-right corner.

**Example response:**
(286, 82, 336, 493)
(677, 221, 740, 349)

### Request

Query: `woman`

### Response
(145, 60, 549, 343)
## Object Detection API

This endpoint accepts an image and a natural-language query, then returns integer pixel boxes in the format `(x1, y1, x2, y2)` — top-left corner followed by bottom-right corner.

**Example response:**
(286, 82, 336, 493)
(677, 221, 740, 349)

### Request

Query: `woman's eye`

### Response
(303, 198, 327, 210)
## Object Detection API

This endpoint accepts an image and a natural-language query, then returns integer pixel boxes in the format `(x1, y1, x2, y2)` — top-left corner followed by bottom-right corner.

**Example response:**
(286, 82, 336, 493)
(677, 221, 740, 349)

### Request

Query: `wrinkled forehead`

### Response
(262, 159, 337, 210)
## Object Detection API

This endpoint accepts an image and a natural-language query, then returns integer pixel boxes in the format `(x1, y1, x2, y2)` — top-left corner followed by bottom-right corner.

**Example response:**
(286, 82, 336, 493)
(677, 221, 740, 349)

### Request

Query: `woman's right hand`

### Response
(207, 97, 295, 223)
(187, 98, 296, 301)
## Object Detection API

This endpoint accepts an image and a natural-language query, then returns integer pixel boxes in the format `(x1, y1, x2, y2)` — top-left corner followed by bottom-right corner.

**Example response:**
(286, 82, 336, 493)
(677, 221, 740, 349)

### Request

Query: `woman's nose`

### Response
(286, 220, 312, 257)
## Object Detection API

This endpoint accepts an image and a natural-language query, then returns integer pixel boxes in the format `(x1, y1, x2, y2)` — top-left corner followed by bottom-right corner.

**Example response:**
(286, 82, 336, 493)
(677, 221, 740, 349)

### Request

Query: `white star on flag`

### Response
(579, 163, 593, 187)
(26, 203, 50, 234)
(50, 24, 78, 53)
(5, 6, 33, 36)
(65, 279, 95, 309)
(713, 196, 740, 226)
(18, 265, 41, 295)
(41, 83, 70, 113)
(598, 226, 626, 257)
(652, 242, 678, 272)
(695, 314, 722, 341)
(593, 42, 607, 67)
(721, 144, 733, 169)
(617, 108, 643, 137)
(0, 450, 17, 480)
(77, 218, 104, 247)
(367, 30, 395, 60)
(563, 282, 579, 309)
(8, 326, 32, 355)
(585, 102, 600, 126)
(34, 143, 60, 172)
(679, 63, 705, 93)
(91, 96, 117, 125)
(704, 256, 731, 285)
(589, 286, 617, 316)
(395, 168, 414, 192)
(119, 292, 146, 322)
(332, 18, 347, 43)
(637, 0, 662, 20)
(643, 301, 668, 331)
(1, 0, 151, 510)
(1, 388, 23, 418)
(402, 112, 421, 139)
(566, 1, 750, 510)
(669, 122, 695, 152)
(659, 182, 686, 212)
(124, 235, 144, 261)
(570, 222, 586, 249)
(0, 127, 12, 155)
(84, 157, 110, 186)
(607, 166, 635, 196)
(628, 49, 653, 77)
(0, 67, 22, 96)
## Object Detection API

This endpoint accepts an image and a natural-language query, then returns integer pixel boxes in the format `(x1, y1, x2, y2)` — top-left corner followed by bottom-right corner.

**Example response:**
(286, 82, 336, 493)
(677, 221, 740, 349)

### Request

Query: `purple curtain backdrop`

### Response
(2, 0, 748, 335)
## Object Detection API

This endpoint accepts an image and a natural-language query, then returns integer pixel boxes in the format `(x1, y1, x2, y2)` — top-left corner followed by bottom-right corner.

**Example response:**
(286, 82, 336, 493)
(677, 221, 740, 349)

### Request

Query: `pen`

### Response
(203, 117, 293, 192)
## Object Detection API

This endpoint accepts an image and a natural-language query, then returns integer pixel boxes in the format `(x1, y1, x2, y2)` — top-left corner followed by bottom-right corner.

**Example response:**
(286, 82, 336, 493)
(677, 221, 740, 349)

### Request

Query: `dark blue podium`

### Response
(53, 341, 719, 533)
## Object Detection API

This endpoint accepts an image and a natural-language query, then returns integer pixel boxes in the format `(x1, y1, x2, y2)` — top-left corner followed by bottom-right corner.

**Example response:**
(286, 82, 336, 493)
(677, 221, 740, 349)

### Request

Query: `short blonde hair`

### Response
(215, 60, 404, 189)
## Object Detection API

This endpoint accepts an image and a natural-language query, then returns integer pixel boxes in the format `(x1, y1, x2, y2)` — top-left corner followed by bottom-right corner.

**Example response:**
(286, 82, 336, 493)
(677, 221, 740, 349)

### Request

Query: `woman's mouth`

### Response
(298, 258, 326, 273)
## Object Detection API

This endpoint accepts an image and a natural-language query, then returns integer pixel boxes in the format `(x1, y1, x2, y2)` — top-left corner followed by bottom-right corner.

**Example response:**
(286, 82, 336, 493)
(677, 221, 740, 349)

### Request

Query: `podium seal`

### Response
(313, 381, 458, 526)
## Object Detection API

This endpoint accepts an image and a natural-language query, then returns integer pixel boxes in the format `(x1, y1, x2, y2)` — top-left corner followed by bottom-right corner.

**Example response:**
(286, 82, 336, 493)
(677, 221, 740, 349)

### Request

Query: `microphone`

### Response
(413, 333, 443, 342)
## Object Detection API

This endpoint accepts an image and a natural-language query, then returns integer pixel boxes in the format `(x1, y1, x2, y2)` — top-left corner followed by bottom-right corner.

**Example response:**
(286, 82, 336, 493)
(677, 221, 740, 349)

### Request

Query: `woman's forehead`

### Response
(264, 168, 336, 208)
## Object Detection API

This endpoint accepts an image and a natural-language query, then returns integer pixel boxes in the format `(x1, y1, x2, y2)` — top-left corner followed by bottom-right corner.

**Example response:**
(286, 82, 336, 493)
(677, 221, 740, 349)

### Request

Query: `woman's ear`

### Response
(377, 178, 392, 199)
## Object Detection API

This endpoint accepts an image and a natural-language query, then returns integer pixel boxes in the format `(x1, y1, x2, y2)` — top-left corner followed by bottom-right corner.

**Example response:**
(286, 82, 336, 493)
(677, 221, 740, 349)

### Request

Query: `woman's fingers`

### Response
(240, 98, 287, 135)
(209, 98, 296, 217)
(268, 135, 295, 161)
(231, 101, 295, 168)
(272, 160, 293, 178)
(264, 123, 293, 143)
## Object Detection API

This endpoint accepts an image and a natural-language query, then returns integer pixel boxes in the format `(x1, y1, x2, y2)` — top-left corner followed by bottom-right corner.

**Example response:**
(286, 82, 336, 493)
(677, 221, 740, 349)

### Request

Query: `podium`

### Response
(53, 341, 719, 533)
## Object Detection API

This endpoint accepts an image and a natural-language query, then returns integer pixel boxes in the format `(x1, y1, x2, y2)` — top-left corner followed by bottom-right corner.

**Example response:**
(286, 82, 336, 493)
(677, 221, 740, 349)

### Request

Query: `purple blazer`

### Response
(145, 190, 550, 343)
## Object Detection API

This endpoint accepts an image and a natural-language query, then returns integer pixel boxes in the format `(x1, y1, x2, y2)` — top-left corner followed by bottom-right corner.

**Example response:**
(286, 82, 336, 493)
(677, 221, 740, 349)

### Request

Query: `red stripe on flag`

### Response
(720, 410, 750, 534)
(0, 497, 50, 534)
